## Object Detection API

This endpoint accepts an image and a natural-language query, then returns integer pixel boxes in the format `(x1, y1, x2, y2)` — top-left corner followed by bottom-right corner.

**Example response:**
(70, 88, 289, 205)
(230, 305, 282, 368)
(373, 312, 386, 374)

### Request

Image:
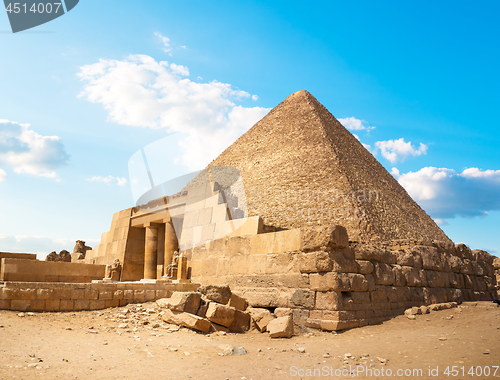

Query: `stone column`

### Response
(144, 225, 158, 279)
(164, 221, 178, 275)
(157, 227, 165, 278)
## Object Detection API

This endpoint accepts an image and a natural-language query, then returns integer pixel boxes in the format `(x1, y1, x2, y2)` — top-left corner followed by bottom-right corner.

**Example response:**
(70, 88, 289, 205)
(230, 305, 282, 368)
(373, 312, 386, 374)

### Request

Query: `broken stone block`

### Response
(267, 315, 294, 338)
(227, 293, 247, 311)
(404, 307, 421, 316)
(198, 285, 232, 305)
(420, 306, 430, 314)
(156, 298, 170, 309)
(274, 308, 293, 318)
(206, 302, 236, 328)
(196, 298, 209, 318)
(301, 225, 349, 251)
(168, 292, 201, 315)
(161, 309, 211, 333)
(248, 307, 275, 332)
(228, 309, 251, 333)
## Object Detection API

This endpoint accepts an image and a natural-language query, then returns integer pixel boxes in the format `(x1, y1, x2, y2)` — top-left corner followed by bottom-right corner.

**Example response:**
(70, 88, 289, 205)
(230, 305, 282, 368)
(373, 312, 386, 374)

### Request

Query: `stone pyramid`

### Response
(205, 90, 450, 243)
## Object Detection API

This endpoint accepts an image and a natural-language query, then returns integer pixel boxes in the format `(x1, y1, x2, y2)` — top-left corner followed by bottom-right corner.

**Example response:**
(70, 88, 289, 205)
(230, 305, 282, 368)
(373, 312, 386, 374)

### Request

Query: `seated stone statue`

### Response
(164, 251, 180, 279)
(104, 259, 121, 281)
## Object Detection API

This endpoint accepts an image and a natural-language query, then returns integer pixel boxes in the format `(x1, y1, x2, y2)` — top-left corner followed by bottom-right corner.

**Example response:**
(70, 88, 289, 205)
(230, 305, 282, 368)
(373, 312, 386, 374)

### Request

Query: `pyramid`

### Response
(204, 90, 450, 243)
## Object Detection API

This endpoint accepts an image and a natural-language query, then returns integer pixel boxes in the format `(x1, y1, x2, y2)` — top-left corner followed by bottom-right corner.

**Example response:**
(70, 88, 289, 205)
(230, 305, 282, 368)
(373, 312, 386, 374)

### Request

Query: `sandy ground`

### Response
(0, 302, 499, 380)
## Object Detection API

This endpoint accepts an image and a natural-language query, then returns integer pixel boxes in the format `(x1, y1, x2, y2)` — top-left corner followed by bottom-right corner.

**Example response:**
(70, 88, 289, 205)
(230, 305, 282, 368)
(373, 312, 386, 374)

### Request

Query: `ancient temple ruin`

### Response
(0, 90, 497, 330)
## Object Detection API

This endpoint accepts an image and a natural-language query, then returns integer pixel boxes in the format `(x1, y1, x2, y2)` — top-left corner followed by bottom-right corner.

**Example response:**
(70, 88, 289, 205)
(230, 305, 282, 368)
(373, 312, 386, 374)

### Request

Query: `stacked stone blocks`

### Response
(185, 225, 496, 331)
(0, 281, 199, 312)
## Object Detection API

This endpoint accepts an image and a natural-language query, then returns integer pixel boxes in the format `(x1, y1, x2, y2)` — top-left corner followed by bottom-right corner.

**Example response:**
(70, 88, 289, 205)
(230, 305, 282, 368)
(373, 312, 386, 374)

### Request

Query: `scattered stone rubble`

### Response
(103, 285, 295, 338)
(72, 240, 92, 261)
(45, 250, 71, 262)
(154, 285, 294, 337)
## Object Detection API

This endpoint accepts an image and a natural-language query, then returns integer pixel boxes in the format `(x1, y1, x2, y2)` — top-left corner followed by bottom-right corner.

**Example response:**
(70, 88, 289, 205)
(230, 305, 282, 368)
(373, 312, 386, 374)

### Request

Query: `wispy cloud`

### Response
(0, 119, 69, 179)
(78, 54, 270, 171)
(154, 32, 171, 54)
(0, 168, 6, 182)
(87, 175, 127, 186)
(338, 117, 375, 132)
(375, 138, 427, 163)
(392, 166, 500, 219)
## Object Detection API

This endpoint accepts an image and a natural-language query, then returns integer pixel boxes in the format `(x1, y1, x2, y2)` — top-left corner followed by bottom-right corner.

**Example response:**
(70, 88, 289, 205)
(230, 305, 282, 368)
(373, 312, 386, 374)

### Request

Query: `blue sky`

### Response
(0, 0, 499, 258)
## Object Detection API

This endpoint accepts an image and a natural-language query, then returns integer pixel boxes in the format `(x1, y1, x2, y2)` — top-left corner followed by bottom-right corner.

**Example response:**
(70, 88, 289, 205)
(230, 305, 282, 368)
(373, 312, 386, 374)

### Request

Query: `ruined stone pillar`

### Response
(144, 225, 158, 279)
(157, 227, 165, 278)
(164, 221, 178, 275)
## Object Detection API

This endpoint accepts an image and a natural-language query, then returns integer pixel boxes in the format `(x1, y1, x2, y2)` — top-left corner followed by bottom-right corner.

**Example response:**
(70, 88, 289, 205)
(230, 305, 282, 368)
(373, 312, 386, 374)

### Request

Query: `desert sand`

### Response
(0, 302, 499, 380)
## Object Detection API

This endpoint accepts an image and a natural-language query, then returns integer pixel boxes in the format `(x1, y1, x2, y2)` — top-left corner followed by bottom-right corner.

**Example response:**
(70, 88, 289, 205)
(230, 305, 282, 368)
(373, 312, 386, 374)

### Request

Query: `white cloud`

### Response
(0, 169, 6, 182)
(0, 234, 100, 259)
(392, 166, 500, 219)
(154, 32, 171, 54)
(87, 175, 128, 186)
(0, 120, 69, 179)
(252, 95, 259, 101)
(169, 63, 189, 76)
(375, 138, 428, 163)
(338, 117, 375, 132)
(180, 45, 187, 50)
(78, 54, 270, 171)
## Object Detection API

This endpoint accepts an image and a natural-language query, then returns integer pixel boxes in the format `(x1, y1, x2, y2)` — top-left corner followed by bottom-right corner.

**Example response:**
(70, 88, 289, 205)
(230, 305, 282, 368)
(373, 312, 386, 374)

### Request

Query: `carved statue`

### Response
(105, 259, 121, 281)
(164, 250, 180, 279)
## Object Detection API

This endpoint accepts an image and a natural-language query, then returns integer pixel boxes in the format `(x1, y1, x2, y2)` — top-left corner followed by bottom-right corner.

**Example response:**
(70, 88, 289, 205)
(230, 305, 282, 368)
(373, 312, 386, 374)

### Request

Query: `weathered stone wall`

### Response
(0, 258, 106, 283)
(184, 225, 496, 330)
(0, 252, 37, 274)
(0, 281, 199, 312)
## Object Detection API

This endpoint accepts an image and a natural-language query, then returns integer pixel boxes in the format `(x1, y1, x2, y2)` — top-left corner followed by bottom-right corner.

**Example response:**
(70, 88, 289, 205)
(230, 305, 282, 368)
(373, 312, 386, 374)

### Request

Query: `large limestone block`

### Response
(372, 262, 395, 286)
(206, 302, 236, 328)
(350, 274, 369, 291)
(161, 309, 211, 333)
(310, 272, 351, 292)
(330, 250, 359, 273)
(393, 265, 406, 286)
(198, 284, 232, 304)
(250, 233, 275, 255)
(240, 216, 264, 237)
(227, 293, 247, 311)
(272, 229, 301, 253)
(212, 204, 229, 224)
(418, 247, 444, 271)
(354, 245, 395, 264)
(301, 225, 349, 252)
(315, 291, 342, 310)
(197, 208, 213, 226)
(357, 260, 374, 274)
(248, 307, 275, 332)
(228, 309, 251, 332)
(402, 266, 422, 287)
(290, 289, 315, 309)
(168, 292, 201, 314)
(267, 315, 293, 338)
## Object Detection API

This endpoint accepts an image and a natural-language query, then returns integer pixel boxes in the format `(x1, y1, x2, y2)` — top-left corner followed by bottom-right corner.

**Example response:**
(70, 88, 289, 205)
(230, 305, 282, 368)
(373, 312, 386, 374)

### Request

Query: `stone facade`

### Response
(0, 281, 199, 312)
(0, 258, 106, 283)
(184, 225, 496, 330)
